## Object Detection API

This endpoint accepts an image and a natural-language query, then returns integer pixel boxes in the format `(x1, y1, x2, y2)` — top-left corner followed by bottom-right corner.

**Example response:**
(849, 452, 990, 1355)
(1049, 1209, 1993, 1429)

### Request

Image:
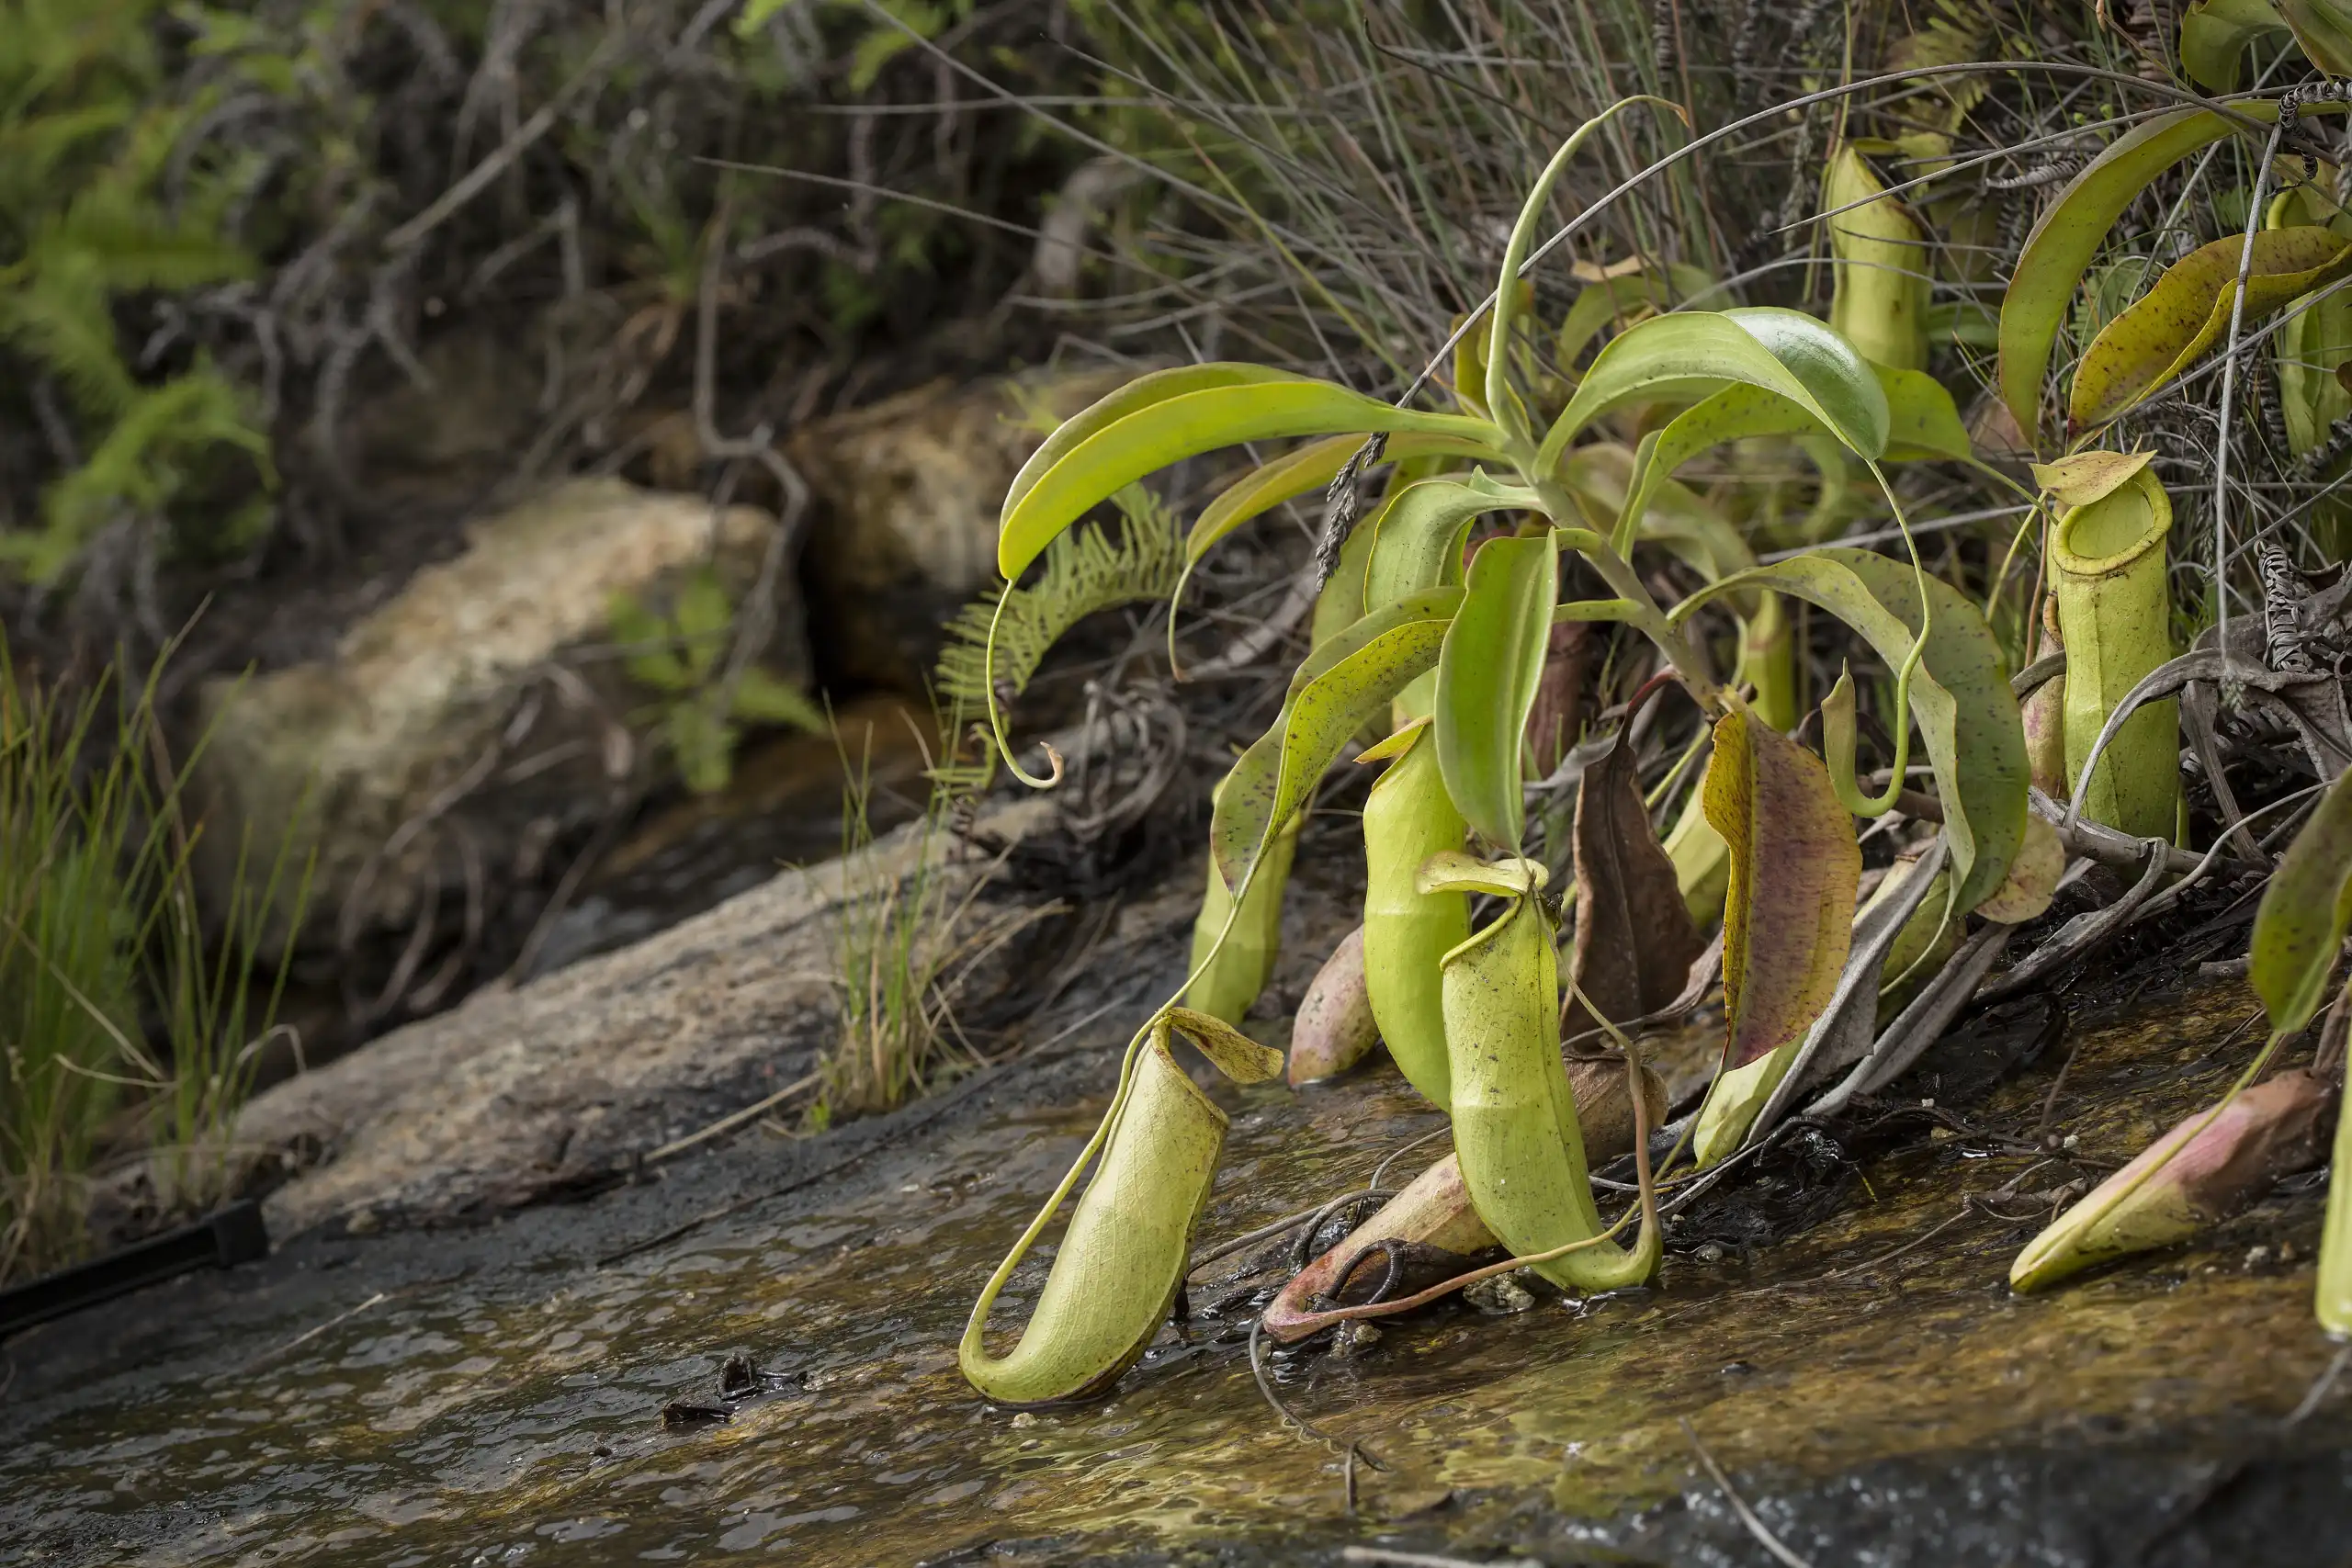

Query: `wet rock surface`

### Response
(5, 911, 2349, 1563)
(226, 795, 1059, 1235)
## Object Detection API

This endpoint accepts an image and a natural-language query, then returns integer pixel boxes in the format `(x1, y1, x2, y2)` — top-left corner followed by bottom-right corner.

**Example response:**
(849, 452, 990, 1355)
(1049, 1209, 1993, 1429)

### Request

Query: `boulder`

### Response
(788, 366, 1136, 691)
(233, 798, 1059, 1234)
(192, 477, 811, 951)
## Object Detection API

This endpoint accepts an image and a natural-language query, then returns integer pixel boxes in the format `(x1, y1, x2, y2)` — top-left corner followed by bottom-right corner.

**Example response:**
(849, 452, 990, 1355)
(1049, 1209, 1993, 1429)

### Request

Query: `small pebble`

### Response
(1332, 1321, 1384, 1359)
(1693, 1242, 1726, 1264)
(2246, 1245, 2273, 1268)
(1464, 1276, 1536, 1314)
(1010, 1412, 1037, 1428)
(1720, 1361, 1754, 1376)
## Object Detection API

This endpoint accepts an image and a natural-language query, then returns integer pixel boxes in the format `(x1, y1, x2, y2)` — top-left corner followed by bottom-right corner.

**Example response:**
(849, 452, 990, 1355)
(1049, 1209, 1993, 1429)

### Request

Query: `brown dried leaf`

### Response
(1563, 725, 1705, 1042)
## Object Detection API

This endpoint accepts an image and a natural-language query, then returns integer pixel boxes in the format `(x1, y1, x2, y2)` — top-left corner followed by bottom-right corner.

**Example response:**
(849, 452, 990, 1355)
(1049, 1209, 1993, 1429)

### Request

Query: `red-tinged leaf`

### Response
(1702, 706, 1862, 1067)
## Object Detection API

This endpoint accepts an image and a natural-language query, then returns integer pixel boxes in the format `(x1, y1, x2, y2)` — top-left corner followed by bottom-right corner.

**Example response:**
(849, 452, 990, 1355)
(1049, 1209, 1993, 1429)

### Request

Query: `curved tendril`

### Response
(1488, 96, 1688, 452)
(1841, 457, 1933, 817)
(984, 590, 1064, 790)
(1165, 557, 1200, 682)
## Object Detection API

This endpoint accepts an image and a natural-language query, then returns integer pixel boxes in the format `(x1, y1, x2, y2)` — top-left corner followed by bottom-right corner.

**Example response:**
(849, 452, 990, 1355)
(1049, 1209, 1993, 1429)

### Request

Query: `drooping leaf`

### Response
(1436, 534, 1557, 851)
(1702, 706, 1862, 1068)
(2069, 227, 2352, 432)
(2030, 448, 2156, 508)
(999, 377, 1492, 579)
(1561, 725, 1705, 1041)
(1687, 548, 2028, 915)
(2284, 0, 2352, 76)
(1603, 367, 1967, 554)
(1535, 308, 1890, 477)
(2250, 768, 2352, 1035)
(1210, 591, 1463, 898)
(1182, 431, 1503, 570)
(1004, 364, 1294, 521)
(2180, 0, 2299, 89)
(1998, 101, 2297, 439)
(1364, 471, 1541, 613)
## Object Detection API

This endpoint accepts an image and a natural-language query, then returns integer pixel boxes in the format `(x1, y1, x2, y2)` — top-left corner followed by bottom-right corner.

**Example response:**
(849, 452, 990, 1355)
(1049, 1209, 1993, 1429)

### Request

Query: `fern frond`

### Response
(0, 254, 136, 415)
(934, 484, 1184, 714)
(51, 186, 253, 291)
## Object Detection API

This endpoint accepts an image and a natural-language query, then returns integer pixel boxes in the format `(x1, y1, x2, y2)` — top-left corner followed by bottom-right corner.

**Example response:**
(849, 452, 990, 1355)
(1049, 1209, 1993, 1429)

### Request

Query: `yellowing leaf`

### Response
(1999, 102, 2292, 441)
(2070, 227, 2352, 431)
(1688, 549, 2029, 915)
(1702, 706, 1861, 1068)
(2030, 448, 2155, 508)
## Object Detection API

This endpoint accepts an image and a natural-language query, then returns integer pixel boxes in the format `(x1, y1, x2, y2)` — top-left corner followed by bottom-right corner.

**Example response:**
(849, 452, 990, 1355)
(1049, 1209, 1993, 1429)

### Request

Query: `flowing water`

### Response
(4, 976, 2347, 1565)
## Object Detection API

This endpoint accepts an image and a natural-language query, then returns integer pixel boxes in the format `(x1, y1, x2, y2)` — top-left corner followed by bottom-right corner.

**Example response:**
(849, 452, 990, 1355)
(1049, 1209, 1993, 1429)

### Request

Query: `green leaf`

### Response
(1587, 365, 1964, 560)
(1685, 548, 2029, 915)
(1537, 308, 1889, 477)
(1556, 268, 1711, 370)
(1557, 442, 1753, 584)
(2181, 0, 2296, 90)
(1210, 592, 1463, 898)
(1004, 364, 1295, 522)
(2250, 770, 2352, 1035)
(1363, 471, 1540, 613)
(1182, 431, 1502, 570)
(2284, 0, 2352, 74)
(1436, 534, 1556, 852)
(2070, 227, 2352, 431)
(998, 378, 1492, 581)
(1998, 101, 2293, 440)
(1703, 705, 1862, 1068)
(1880, 367, 1974, 460)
